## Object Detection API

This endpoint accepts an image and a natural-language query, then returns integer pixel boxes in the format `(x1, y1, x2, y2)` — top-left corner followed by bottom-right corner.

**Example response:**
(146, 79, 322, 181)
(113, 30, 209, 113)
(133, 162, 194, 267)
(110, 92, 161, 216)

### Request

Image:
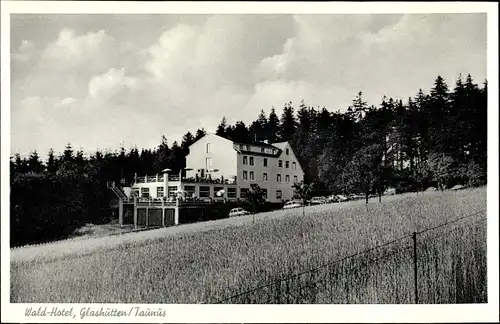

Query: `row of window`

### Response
(136, 186, 238, 199)
(136, 186, 283, 200)
(242, 171, 298, 183)
(242, 156, 297, 170)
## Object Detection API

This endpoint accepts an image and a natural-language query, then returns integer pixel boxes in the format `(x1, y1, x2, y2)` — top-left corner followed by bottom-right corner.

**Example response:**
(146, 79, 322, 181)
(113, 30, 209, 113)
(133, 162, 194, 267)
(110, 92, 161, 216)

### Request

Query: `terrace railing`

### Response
(133, 173, 237, 185)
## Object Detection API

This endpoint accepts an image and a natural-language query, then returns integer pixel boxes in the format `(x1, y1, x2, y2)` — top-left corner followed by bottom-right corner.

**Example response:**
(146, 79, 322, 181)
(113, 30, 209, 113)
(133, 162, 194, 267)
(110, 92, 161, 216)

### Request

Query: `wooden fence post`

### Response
(413, 232, 419, 304)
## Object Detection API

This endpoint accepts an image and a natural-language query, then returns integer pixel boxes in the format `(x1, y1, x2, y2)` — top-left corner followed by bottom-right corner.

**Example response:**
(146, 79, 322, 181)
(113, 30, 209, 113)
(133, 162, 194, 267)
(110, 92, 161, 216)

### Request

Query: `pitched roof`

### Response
(271, 142, 288, 150)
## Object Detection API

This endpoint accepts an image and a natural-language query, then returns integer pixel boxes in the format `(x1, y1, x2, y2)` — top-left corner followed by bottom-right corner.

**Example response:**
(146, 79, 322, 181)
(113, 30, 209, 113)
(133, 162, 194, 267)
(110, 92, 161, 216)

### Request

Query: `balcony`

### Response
(133, 173, 237, 185)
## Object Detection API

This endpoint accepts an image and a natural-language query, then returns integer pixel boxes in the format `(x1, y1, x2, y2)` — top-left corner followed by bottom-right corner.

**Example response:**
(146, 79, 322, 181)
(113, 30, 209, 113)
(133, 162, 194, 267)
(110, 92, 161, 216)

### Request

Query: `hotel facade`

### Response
(127, 133, 305, 203)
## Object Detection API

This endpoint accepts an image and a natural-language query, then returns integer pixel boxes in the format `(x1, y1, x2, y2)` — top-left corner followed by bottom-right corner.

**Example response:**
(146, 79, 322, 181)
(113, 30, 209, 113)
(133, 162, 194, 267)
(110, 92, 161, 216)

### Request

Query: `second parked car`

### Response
(310, 197, 327, 205)
(283, 200, 303, 209)
(228, 208, 250, 217)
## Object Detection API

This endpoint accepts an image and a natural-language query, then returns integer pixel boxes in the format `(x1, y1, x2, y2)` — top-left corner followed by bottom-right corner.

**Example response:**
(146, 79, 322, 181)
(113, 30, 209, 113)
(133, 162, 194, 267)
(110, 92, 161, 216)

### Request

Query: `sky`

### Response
(10, 13, 487, 157)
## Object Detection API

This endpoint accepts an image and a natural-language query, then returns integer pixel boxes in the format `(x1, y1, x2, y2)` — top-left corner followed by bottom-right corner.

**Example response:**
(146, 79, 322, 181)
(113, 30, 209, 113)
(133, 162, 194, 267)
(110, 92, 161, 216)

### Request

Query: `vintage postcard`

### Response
(1, 1, 498, 323)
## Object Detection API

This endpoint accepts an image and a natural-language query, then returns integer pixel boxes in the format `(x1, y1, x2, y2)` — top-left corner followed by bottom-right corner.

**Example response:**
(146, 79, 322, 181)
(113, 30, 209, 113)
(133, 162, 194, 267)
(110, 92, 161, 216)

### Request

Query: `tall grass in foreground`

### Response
(11, 187, 487, 303)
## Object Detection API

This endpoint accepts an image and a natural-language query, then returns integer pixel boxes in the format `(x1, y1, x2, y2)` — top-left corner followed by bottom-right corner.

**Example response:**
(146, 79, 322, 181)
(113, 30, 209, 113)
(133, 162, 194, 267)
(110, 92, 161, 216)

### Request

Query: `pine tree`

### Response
(266, 107, 280, 143)
(427, 76, 450, 155)
(256, 109, 268, 141)
(297, 100, 312, 133)
(216, 117, 228, 137)
(195, 128, 207, 141)
(280, 102, 296, 141)
(347, 91, 368, 121)
(231, 121, 250, 143)
(46, 148, 57, 173)
(181, 131, 195, 156)
(153, 135, 170, 173)
(62, 143, 74, 163)
(28, 150, 44, 173)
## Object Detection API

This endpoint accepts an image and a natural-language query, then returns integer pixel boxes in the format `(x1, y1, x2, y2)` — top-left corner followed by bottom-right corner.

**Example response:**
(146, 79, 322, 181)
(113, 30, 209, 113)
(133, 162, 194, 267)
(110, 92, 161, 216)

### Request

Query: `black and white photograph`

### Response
(1, 1, 498, 323)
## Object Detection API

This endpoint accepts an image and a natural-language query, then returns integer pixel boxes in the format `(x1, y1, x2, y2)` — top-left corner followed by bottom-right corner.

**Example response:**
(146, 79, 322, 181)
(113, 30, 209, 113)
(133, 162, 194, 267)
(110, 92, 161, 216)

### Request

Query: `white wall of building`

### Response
(185, 133, 238, 181)
(236, 141, 305, 203)
(132, 134, 305, 204)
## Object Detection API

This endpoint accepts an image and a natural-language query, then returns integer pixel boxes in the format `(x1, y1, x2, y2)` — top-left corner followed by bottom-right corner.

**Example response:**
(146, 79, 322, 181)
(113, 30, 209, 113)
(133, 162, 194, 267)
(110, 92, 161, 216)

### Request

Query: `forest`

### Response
(10, 74, 487, 246)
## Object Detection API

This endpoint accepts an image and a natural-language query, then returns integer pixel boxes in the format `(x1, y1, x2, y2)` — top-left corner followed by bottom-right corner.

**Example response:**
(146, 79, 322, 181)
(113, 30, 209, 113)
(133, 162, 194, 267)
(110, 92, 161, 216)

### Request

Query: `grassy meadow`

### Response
(11, 187, 487, 304)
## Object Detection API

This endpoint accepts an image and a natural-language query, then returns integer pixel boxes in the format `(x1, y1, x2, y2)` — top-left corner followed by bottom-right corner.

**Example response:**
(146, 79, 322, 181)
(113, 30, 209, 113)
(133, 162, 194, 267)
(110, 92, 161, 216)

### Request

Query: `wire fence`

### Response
(213, 210, 487, 304)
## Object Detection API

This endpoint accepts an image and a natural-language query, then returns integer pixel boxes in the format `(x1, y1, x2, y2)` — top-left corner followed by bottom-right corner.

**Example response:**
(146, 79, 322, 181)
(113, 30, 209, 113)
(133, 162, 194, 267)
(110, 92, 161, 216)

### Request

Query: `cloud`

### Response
(10, 14, 487, 157)
(58, 97, 76, 107)
(251, 14, 487, 109)
(12, 40, 35, 62)
(88, 68, 139, 100)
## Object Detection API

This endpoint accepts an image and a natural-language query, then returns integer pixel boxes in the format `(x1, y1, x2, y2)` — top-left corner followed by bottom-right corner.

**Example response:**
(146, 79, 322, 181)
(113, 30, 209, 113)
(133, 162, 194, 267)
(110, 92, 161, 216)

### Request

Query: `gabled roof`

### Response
(271, 142, 288, 150)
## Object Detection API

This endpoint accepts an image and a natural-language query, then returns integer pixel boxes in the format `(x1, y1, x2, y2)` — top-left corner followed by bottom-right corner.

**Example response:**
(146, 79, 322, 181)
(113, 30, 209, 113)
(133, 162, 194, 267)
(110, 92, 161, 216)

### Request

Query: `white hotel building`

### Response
(129, 133, 305, 203)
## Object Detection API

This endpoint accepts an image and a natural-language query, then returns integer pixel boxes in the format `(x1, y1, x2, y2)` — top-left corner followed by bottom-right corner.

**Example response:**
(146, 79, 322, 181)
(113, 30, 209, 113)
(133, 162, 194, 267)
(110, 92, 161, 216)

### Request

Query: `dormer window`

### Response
(261, 147, 265, 153)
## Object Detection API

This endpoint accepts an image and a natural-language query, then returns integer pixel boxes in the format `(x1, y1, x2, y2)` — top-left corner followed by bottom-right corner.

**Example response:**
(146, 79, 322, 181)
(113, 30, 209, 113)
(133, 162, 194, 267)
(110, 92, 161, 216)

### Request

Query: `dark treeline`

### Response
(10, 74, 487, 246)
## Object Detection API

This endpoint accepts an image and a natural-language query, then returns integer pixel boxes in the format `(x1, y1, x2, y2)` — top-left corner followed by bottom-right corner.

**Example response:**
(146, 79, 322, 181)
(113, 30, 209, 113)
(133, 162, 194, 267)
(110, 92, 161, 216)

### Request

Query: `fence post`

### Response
(286, 278, 290, 304)
(412, 231, 419, 304)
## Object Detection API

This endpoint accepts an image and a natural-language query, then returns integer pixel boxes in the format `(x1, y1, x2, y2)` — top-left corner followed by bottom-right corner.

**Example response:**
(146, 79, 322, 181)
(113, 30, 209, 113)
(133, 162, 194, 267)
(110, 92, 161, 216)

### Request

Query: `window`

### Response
(262, 189, 268, 199)
(263, 173, 268, 181)
(261, 147, 265, 153)
(168, 186, 178, 198)
(243, 156, 248, 165)
(277, 174, 282, 182)
(294, 175, 298, 183)
(205, 157, 212, 169)
(243, 171, 248, 180)
(240, 188, 249, 198)
(249, 157, 254, 165)
(285, 175, 290, 183)
(131, 189, 140, 197)
(292, 162, 297, 170)
(199, 186, 210, 198)
(227, 187, 237, 198)
(206, 143, 211, 153)
(141, 188, 150, 198)
(279, 160, 283, 168)
(184, 185, 195, 199)
(286, 148, 290, 155)
(246, 145, 250, 151)
(276, 190, 282, 200)
(286, 161, 289, 168)
(157, 186, 164, 198)
(263, 158, 268, 167)
(249, 171, 254, 181)
(272, 149, 277, 154)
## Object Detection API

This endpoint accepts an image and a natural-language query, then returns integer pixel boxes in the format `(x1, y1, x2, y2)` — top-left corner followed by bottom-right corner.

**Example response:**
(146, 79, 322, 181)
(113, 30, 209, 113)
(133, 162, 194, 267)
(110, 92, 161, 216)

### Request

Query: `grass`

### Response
(11, 187, 487, 304)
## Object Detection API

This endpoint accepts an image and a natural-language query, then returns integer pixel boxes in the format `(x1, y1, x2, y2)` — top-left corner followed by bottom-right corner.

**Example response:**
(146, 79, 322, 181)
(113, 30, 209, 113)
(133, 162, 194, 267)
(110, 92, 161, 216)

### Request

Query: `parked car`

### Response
(283, 200, 303, 209)
(336, 194, 348, 202)
(310, 197, 327, 205)
(348, 194, 363, 200)
(327, 195, 338, 203)
(450, 184, 465, 191)
(228, 207, 250, 217)
(384, 188, 396, 195)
